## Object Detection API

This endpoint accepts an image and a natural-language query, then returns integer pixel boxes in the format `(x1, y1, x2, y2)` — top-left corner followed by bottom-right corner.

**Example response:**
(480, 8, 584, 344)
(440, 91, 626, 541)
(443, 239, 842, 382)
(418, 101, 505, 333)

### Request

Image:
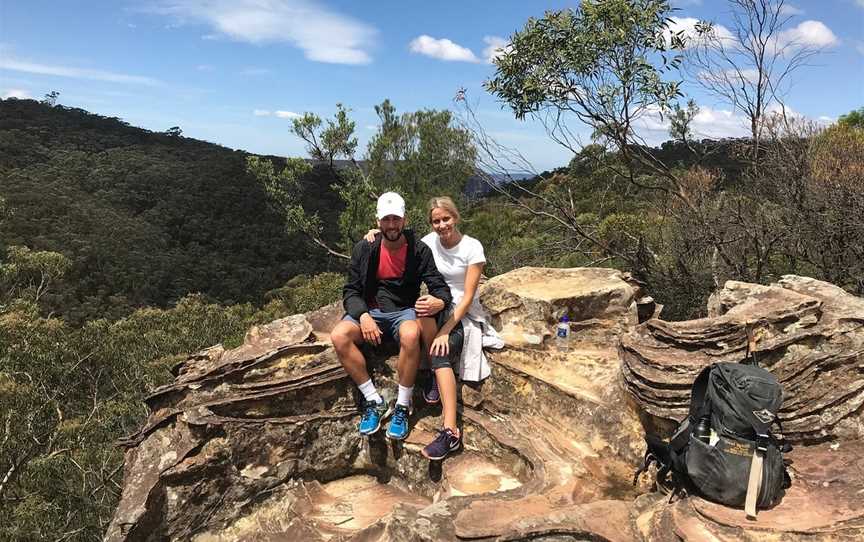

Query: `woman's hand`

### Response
(363, 229, 380, 243)
(415, 295, 445, 317)
(430, 332, 450, 357)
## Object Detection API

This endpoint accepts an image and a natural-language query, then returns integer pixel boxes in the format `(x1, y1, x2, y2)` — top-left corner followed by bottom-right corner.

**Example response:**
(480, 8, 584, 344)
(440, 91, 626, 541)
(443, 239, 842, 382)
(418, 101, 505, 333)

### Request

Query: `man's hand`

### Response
(359, 313, 382, 345)
(415, 295, 445, 317)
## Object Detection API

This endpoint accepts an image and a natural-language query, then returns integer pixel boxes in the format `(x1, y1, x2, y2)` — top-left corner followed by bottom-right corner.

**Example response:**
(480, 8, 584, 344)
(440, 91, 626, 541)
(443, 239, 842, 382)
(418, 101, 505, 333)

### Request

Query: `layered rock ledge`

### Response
(107, 269, 864, 541)
(621, 276, 864, 443)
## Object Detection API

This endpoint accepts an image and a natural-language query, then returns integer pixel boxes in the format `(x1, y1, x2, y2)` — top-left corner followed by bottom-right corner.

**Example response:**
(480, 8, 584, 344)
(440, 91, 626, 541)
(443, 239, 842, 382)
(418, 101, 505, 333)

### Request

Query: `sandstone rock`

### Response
(107, 268, 864, 541)
(621, 275, 864, 443)
(637, 441, 864, 541)
(107, 267, 650, 541)
(479, 267, 644, 347)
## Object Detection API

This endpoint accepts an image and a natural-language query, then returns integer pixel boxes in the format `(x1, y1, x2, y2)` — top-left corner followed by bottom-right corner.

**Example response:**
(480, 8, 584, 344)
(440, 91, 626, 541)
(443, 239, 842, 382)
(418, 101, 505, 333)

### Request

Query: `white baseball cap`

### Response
(376, 192, 406, 219)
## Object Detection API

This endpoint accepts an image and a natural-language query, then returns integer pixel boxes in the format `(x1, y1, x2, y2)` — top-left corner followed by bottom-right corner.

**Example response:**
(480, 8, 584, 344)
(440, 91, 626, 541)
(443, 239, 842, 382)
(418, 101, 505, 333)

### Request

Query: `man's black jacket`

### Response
(342, 229, 452, 320)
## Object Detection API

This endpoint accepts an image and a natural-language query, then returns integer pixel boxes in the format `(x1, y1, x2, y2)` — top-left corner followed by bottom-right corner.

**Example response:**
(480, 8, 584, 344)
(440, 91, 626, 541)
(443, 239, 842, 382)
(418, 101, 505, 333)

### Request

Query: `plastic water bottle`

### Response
(555, 315, 570, 351)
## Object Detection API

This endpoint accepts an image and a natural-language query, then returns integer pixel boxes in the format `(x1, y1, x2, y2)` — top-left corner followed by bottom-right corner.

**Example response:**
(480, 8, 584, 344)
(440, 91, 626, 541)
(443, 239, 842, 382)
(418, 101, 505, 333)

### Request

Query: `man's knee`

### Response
(398, 320, 421, 346)
(331, 324, 357, 353)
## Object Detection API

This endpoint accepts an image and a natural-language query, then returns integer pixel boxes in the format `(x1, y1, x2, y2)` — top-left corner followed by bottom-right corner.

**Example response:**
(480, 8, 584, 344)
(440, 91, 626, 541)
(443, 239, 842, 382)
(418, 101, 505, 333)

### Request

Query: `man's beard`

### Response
(383, 228, 403, 242)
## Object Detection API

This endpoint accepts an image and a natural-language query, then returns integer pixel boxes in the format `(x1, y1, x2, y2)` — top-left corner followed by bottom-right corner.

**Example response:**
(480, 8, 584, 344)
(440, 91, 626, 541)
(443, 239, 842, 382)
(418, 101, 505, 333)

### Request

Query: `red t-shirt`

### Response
(377, 243, 407, 279)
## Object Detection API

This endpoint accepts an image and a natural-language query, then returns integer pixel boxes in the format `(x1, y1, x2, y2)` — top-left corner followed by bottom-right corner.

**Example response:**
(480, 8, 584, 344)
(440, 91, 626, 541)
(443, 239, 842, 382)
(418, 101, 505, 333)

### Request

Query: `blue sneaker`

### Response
(421, 428, 461, 460)
(359, 399, 390, 436)
(386, 404, 411, 440)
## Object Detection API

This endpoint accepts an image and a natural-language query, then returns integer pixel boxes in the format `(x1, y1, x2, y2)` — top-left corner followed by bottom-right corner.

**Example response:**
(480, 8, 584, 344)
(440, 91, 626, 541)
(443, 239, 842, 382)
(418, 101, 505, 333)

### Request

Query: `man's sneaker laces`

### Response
(359, 399, 389, 435)
(386, 404, 410, 440)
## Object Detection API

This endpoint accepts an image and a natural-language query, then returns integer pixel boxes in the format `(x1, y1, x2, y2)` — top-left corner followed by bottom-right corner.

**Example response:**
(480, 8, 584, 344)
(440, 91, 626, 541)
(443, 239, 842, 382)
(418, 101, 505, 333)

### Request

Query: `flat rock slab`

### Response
(442, 452, 523, 497)
(692, 440, 864, 534)
(480, 267, 641, 346)
(490, 346, 621, 404)
(454, 497, 636, 541)
(306, 475, 430, 534)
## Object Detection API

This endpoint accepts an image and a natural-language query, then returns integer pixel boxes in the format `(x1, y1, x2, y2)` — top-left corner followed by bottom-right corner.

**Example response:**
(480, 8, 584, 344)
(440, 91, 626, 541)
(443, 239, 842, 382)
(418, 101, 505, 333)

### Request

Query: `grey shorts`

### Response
(342, 307, 417, 342)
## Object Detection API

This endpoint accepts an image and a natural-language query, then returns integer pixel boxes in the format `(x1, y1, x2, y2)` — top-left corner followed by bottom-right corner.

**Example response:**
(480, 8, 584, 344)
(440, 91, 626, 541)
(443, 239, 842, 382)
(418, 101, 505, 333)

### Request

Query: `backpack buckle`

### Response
(755, 433, 770, 453)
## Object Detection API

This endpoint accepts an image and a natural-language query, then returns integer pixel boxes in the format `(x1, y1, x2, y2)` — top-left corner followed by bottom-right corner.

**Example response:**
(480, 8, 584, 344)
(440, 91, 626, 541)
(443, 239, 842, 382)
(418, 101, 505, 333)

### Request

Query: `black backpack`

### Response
(634, 362, 791, 518)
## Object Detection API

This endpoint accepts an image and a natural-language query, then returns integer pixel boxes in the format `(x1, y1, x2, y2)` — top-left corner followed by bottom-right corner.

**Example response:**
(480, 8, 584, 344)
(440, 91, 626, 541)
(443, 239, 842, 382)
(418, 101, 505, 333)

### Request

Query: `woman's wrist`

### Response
(438, 323, 455, 336)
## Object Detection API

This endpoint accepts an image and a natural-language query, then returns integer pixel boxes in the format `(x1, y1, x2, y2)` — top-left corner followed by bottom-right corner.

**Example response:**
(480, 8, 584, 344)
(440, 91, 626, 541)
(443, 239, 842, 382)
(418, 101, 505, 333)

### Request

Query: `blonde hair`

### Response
(427, 196, 460, 223)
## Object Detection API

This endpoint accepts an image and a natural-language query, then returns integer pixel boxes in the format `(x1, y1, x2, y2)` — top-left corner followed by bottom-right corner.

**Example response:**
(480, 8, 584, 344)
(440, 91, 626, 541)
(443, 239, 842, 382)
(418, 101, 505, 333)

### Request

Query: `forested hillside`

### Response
(0, 99, 344, 323)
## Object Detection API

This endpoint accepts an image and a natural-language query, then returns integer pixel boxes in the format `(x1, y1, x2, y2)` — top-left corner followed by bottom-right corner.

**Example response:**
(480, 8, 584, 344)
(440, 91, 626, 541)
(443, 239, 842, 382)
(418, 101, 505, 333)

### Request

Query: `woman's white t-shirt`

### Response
(421, 232, 486, 320)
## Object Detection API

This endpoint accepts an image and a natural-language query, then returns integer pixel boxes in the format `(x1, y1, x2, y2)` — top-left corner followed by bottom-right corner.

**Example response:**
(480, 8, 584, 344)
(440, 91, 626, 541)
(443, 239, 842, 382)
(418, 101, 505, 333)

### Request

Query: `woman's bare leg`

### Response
(435, 366, 459, 434)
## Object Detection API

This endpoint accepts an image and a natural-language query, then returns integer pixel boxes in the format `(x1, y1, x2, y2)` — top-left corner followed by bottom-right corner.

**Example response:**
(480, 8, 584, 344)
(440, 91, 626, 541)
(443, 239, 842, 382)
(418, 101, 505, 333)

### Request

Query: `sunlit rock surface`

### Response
(107, 269, 864, 541)
(621, 275, 864, 443)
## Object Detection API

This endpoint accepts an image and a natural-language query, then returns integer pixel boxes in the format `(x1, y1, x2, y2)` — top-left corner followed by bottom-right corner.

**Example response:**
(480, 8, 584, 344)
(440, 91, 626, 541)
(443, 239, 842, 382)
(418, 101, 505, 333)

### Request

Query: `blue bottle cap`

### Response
(560, 315, 569, 323)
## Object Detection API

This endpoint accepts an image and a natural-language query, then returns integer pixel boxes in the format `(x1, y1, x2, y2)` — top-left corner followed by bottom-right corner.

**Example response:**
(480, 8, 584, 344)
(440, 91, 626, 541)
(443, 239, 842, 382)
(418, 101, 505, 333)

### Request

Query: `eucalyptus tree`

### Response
(481, 0, 698, 279)
(248, 100, 475, 260)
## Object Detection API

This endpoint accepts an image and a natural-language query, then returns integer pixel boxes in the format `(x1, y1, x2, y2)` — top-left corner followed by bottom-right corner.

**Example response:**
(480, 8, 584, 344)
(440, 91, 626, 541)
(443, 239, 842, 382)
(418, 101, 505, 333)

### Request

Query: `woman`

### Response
(366, 196, 492, 460)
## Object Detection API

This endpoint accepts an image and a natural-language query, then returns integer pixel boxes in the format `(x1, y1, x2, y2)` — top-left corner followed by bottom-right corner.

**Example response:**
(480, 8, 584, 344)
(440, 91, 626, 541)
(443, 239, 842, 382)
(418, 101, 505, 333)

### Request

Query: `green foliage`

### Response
(263, 272, 344, 315)
(246, 154, 319, 239)
(485, 0, 685, 130)
(0, 99, 341, 323)
(0, 266, 339, 539)
(837, 107, 864, 130)
(0, 245, 70, 306)
(248, 100, 476, 257)
(669, 100, 699, 143)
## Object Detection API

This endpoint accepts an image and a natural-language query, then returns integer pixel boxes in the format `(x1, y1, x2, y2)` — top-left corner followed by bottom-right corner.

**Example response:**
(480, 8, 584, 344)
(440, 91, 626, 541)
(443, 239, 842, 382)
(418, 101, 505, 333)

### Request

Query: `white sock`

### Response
(397, 384, 413, 407)
(358, 379, 382, 403)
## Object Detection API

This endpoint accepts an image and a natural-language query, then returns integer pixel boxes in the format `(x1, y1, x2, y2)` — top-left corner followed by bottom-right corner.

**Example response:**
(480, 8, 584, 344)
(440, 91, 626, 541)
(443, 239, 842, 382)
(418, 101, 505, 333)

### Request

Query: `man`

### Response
(331, 192, 451, 439)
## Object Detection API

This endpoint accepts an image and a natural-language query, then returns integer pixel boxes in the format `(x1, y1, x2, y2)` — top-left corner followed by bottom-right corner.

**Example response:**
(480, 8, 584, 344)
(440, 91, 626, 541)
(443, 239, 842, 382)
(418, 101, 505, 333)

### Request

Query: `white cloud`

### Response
(2, 88, 31, 99)
(0, 57, 161, 86)
(857, 42, 864, 56)
(779, 4, 804, 15)
(857, 0, 864, 8)
(253, 109, 301, 119)
(196, 64, 214, 71)
(482, 35, 509, 64)
(778, 20, 839, 49)
(634, 103, 751, 141)
(666, 17, 735, 48)
(147, 0, 376, 65)
(409, 35, 478, 62)
(671, 16, 838, 56)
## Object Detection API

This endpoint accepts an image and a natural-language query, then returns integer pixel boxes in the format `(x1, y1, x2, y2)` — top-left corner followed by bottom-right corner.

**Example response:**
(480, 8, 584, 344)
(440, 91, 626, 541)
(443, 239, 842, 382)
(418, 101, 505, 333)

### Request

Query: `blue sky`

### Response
(1, 0, 862, 170)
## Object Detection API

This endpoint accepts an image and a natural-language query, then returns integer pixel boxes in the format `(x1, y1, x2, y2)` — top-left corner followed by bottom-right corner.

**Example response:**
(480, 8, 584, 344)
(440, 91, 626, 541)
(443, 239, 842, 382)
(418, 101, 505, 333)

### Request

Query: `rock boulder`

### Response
(620, 275, 864, 443)
(107, 269, 864, 541)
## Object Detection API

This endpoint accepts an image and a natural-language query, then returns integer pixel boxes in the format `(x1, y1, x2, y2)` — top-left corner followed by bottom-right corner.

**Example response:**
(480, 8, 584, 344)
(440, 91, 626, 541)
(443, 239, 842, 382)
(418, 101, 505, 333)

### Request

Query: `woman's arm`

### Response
(429, 262, 483, 356)
(439, 262, 484, 335)
(363, 228, 380, 243)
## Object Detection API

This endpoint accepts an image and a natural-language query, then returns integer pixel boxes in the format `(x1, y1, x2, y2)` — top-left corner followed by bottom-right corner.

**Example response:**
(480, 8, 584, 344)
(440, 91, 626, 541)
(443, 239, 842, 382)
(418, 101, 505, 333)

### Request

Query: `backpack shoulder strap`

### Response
(688, 364, 714, 421)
